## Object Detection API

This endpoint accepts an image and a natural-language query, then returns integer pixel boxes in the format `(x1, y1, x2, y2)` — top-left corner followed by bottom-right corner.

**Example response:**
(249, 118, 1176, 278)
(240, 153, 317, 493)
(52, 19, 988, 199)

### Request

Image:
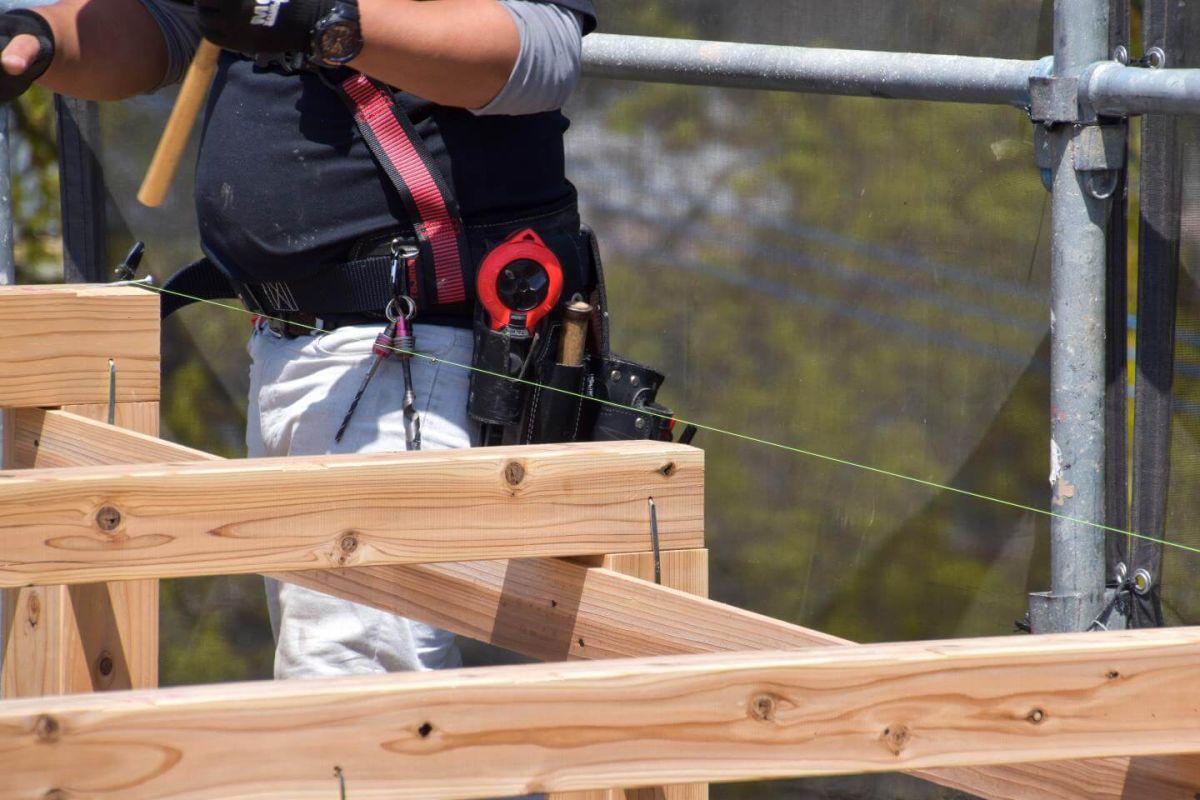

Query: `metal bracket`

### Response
(1073, 122, 1126, 171)
(1030, 74, 1084, 124)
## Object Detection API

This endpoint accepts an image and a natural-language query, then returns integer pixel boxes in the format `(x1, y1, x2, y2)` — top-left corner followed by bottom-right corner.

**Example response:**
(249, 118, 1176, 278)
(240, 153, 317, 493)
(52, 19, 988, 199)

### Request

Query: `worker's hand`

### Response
(0, 11, 54, 105)
(195, 0, 332, 59)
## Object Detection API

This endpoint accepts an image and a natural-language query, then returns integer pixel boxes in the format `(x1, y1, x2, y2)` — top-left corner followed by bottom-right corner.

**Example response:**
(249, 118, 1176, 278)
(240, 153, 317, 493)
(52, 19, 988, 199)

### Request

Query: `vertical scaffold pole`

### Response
(1034, 0, 1114, 632)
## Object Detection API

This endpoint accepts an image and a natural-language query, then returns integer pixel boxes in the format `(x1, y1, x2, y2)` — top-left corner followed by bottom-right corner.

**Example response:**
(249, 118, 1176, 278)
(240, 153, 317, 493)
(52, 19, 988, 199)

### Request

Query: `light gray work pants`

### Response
(248, 320, 474, 677)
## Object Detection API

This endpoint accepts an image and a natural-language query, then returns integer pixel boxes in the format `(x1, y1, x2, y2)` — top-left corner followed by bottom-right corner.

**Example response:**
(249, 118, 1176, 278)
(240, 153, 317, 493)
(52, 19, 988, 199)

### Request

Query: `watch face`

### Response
(319, 21, 361, 62)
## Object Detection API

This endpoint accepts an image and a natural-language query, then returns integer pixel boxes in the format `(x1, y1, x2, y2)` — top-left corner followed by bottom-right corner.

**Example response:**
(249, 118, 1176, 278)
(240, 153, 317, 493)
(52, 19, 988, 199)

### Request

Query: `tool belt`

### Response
(161, 69, 688, 448)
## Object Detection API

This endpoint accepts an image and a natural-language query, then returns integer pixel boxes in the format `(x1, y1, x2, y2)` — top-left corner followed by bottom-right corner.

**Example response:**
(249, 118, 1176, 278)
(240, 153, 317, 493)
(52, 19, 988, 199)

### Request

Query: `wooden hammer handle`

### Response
(137, 41, 221, 208)
(559, 300, 593, 367)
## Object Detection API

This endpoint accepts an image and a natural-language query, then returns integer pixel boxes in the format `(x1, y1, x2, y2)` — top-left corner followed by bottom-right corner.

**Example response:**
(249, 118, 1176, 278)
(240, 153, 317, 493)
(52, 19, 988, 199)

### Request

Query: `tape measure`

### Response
(477, 228, 564, 332)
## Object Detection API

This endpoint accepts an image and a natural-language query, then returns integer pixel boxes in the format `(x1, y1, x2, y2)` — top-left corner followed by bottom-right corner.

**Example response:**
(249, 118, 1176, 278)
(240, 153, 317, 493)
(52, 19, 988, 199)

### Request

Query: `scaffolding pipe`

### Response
(582, 34, 1042, 107)
(1031, 0, 1112, 634)
(584, 34, 1200, 118)
(1086, 63, 1200, 116)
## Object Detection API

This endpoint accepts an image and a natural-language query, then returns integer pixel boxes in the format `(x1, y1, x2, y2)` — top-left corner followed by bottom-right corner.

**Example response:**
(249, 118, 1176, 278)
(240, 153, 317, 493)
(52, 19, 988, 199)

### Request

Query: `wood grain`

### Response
(281, 556, 842, 662)
(0, 439, 703, 586)
(2, 405, 160, 698)
(0, 285, 158, 408)
(11, 410, 1198, 799)
(4, 628, 1200, 799)
(598, 550, 709, 800)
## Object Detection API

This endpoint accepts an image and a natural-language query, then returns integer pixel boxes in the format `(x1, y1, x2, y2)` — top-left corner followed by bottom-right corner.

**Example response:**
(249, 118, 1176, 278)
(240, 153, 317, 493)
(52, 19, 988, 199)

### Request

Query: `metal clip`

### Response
(112, 241, 145, 282)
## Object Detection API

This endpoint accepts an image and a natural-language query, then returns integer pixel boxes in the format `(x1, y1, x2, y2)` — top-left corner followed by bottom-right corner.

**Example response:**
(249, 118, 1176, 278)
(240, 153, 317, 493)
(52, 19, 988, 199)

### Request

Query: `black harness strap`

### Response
(159, 255, 396, 319)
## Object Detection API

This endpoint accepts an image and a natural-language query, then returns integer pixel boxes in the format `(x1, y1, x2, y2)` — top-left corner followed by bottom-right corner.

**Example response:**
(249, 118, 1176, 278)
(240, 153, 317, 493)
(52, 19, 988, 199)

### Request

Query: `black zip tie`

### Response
(1088, 578, 1135, 632)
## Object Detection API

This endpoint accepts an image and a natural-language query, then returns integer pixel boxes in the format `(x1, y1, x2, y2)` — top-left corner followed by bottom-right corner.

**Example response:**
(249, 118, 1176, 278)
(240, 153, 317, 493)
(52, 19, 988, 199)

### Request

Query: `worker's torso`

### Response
(195, 54, 577, 283)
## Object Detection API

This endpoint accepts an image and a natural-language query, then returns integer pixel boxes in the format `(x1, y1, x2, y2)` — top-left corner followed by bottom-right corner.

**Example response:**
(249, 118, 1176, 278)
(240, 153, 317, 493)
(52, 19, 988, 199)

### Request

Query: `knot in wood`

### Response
(339, 534, 359, 555)
(96, 651, 115, 678)
(43, 791, 68, 800)
(95, 505, 122, 532)
(749, 693, 777, 722)
(504, 461, 525, 486)
(27, 591, 41, 627)
(34, 715, 60, 742)
(1027, 708, 1046, 724)
(882, 724, 911, 755)
(417, 722, 434, 738)
(658, 462, 677, 477)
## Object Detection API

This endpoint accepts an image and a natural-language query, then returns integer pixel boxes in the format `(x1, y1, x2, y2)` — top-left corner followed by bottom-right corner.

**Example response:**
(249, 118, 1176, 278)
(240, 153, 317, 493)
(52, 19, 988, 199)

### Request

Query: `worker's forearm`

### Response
(32, 0, 168, 100)
(352, 0, 519, 109)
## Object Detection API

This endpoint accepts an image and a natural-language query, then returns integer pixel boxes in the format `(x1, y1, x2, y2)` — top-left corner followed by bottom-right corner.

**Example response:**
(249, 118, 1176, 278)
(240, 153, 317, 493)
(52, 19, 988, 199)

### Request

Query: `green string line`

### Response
(136, 280, 1200, 559)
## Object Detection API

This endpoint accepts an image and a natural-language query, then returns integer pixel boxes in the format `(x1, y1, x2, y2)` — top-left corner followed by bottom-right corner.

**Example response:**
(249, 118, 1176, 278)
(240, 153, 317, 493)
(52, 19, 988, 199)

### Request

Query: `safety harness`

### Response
(161, 67, 690, 449)
(162, 70, 470, 320)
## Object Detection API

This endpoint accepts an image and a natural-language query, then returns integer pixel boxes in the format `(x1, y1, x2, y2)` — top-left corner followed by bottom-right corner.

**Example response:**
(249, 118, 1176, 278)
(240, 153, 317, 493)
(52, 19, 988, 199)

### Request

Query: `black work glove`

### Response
(195, 0, 333, 58)
(0, 11, 55, 105)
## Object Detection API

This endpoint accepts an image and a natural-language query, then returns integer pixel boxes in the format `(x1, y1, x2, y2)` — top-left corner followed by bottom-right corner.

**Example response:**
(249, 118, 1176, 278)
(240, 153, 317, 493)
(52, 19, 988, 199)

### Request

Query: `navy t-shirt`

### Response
(194, 1, 596, 283)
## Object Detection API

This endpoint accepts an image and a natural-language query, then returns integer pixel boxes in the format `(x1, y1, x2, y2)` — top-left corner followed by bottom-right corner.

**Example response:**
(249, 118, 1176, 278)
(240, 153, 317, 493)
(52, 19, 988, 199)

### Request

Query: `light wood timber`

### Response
(552, 550, 710, 800)
(2, 405, 160, 699)
(0, 439, 703, 587)
(12, 410, 1196, 799)
(0, 285, 158, 408)
(5, 627, 1200, 799)
(10, 408, 199, 470)
(280, 553, 841, 663)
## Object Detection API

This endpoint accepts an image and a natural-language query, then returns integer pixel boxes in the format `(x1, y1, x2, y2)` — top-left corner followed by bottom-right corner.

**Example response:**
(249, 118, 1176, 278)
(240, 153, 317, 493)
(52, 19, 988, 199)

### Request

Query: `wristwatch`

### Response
(311, 0, 363, 64)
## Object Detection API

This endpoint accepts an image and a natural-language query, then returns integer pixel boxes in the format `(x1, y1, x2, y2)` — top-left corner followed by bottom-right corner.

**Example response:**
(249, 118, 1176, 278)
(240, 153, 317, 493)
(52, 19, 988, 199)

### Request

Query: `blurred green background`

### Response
(13, 1, 1200, 797)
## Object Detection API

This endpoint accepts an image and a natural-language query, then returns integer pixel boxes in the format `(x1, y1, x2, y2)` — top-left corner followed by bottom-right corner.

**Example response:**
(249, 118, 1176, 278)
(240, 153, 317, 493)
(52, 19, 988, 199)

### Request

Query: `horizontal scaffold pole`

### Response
(583, 34, 1200, 117)
(12, 410, 1199, 800)
(0, 435, 703, 586)
(582, 33, 1042, 106)
(5, 627, 1200, 799)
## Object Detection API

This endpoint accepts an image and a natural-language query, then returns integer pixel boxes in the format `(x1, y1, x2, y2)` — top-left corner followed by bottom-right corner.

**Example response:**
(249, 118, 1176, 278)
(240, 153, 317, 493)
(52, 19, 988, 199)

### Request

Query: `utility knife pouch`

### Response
(522, 361, 587, 444)
(467, 318, 530, 427)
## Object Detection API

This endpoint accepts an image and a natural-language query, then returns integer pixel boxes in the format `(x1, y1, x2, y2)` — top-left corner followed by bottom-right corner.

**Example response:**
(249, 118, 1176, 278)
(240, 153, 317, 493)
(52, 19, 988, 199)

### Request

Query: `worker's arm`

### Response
(1, 0, 169, 100)
(355, 0, 520, 110)
(194, 0, 580, 111)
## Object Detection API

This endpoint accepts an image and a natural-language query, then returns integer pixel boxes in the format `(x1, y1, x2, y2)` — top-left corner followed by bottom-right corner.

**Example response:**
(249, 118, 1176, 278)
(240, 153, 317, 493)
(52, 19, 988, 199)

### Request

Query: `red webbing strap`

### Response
(341, 72, 468, 305)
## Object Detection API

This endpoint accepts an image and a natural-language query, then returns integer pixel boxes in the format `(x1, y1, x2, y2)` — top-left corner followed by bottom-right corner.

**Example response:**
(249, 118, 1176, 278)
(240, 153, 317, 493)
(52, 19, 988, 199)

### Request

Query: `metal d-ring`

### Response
(385, 295, 417, 322)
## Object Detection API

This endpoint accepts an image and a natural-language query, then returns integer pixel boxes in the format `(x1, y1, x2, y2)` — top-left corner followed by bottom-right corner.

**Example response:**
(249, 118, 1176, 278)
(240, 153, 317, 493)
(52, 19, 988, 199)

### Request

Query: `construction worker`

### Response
(0, 0, 596, 682)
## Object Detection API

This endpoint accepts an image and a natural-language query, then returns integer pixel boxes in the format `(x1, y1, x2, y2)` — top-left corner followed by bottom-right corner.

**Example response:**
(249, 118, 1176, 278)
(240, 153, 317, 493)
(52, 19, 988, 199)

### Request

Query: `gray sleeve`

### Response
(136, 0, 201, 91)
(471, 0, 583, 116)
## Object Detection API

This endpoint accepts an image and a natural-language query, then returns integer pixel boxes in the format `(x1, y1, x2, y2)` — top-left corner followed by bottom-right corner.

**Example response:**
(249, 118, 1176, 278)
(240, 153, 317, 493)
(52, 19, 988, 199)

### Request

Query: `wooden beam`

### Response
(0, 438, 702, 586)
(13, 411, 1198, 799)
(0, 285, 158, 408)
(5, 628, 1200, 799)
(279, 556, 842, 662)
(2, 405, 160, 698)
(591, 551, 711, 800)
